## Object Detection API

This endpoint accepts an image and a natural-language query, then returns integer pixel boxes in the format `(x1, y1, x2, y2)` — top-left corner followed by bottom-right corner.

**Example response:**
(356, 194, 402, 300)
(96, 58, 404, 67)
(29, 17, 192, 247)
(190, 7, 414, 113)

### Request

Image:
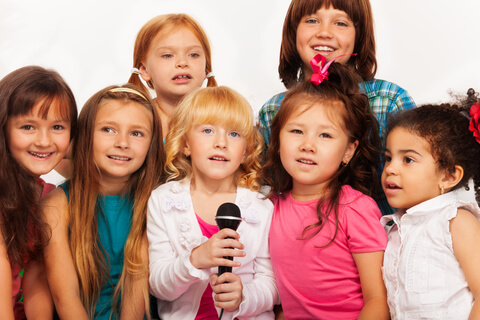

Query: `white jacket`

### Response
(147, 179, 279, 320)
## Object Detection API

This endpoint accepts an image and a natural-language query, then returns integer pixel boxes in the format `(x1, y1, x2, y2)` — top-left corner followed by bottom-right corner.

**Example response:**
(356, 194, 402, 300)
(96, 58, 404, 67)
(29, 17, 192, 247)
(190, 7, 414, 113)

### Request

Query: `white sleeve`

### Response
(147, 190, 210, 301)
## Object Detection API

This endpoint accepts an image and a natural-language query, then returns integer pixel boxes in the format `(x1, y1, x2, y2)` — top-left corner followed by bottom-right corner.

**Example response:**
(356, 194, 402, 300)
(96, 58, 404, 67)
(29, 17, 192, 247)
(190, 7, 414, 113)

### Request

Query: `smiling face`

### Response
(140, 26, 207, 102)
(183, 123, 247, 187)
(382, 127, 446, 210)
(279, 102, 358, 197)
(296, 5, 355, 78)
(5, 100, 71, 178)
(92, 100, 153, 190)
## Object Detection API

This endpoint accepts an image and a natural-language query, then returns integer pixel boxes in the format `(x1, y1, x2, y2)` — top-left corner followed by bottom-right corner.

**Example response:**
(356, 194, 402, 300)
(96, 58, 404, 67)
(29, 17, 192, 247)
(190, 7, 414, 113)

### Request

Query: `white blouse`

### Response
(381, 190, 480, 319)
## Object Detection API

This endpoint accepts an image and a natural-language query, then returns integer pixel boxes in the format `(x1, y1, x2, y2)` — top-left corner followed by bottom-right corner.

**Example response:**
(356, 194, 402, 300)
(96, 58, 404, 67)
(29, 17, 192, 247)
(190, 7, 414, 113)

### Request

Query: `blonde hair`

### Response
(128, 13, 217, 96)
(165, 86, 263, 191)
(68, 84, 164, 318)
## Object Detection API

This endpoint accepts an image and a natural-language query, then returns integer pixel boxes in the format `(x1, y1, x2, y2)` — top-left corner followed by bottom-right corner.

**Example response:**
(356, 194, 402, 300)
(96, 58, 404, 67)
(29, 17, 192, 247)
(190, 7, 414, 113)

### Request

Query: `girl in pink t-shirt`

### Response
(262, 62, 388, 319)
(0, 66, 77, 319)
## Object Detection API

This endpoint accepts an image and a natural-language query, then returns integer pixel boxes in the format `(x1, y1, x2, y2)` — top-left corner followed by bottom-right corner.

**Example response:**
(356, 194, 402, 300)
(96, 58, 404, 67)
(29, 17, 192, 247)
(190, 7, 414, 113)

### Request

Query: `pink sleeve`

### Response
(341, 194, 387, 253)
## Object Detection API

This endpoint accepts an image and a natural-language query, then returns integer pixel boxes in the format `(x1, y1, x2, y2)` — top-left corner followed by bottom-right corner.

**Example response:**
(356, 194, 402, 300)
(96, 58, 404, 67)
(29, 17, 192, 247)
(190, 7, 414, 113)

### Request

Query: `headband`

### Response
(109, 87, 148, 102)
(469, 102, 480, 144)
(310, 53, 357, 85)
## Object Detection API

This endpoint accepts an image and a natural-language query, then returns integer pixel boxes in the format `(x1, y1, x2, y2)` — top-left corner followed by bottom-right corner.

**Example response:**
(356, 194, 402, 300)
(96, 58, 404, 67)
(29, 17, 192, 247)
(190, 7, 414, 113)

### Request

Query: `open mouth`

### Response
(297, 159, 317, 165)
(210, 156, 228, 162)
(108, 155, 131, 161)
(385, 184, 401, 190)
(29, 151, 53, 158)
(172, 74, 191, 80)
(313, 45, 335, 53)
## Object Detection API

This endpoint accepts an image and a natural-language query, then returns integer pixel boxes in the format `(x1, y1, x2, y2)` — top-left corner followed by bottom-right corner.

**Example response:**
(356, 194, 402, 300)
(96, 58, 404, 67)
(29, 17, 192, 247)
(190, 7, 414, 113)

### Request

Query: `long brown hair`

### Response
(0, 66, 77, 268)
(128, 13, 217, 96)
(279, 0, 376, 88)
(263, 63, 380, 245)
(68, 84, 164, 318)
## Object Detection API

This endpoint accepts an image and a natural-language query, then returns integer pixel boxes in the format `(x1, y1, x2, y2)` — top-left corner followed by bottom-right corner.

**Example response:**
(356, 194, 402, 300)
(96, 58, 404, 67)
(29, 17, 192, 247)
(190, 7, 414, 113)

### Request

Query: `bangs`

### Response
(292, 0, 361, 25)
(36, 94, 73, 121)
(190, 100, 254, 137)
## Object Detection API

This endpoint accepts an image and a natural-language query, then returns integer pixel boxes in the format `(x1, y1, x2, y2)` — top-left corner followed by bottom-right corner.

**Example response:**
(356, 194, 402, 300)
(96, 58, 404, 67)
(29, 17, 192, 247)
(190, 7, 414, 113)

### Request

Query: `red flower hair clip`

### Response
(469, 102, 480, 144)
(309, 53, 357, 85)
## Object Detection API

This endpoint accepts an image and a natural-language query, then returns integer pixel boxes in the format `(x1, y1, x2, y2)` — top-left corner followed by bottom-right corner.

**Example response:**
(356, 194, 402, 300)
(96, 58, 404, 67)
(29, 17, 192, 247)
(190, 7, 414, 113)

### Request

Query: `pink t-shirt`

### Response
(195, 214, 219, 320)
(269, 185, 387, 320)
(12, 178, 55, 319)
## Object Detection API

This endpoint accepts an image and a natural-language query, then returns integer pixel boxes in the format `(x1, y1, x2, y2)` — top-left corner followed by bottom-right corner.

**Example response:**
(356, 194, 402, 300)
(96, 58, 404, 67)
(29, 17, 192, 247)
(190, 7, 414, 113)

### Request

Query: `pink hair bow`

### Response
(309, 53, 357, 85)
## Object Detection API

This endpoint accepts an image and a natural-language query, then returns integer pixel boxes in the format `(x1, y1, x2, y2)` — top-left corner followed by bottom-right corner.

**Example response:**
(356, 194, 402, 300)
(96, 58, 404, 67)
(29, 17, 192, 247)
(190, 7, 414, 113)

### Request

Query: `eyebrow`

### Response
(384, 148, 423, 157)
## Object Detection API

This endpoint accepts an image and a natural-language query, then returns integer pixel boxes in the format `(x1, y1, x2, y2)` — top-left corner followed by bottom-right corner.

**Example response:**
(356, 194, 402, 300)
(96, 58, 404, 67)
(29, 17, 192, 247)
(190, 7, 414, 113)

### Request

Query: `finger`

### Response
(215, 228, 241, 240)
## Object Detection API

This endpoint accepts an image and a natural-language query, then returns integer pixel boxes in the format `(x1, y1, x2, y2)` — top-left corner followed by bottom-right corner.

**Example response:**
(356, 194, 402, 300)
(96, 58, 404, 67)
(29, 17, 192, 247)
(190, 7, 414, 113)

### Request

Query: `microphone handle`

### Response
(218, 235, 235, 276)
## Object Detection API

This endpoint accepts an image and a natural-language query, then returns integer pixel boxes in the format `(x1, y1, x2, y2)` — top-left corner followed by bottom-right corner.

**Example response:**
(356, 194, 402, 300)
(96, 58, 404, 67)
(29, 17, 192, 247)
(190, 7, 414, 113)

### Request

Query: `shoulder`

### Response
(339, 185, 379, 211)
(360, 78, 416, 109)
(151, 180, 188, 197)
(259, 92, 288, 115)
(237, 187, 274, 224)
(41, 187, 69, 224)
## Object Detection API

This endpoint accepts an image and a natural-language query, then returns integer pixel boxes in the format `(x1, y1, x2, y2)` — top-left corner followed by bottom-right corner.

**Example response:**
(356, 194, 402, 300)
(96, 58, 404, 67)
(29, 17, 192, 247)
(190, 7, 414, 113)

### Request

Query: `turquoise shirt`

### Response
(61, 183, 133, 319)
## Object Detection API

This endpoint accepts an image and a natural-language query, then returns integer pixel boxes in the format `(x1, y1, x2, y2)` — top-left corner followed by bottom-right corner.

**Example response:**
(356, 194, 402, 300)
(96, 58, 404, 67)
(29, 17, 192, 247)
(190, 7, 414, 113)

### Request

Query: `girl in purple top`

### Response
(262, 63, 388, 319)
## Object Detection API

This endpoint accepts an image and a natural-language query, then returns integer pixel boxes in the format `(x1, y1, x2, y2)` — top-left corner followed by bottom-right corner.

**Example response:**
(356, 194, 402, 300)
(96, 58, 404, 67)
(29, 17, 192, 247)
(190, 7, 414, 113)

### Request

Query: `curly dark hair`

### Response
(386, 102, 480, 204)
(262, 62, 381, 245)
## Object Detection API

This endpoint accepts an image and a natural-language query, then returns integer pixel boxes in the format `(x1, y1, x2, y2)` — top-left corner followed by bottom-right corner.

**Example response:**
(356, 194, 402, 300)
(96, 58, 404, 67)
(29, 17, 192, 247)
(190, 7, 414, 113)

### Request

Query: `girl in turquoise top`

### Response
(43, 84, 164, 319)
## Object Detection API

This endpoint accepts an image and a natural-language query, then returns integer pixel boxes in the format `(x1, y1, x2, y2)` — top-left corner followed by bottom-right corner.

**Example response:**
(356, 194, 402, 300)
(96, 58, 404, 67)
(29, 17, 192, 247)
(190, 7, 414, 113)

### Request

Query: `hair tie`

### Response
(310, 53, 357, 85)
(469, 102, 480, 144)
(206, 72, 215, 78)
(109, 87, 148, 101)
(131, 68, 141, 75)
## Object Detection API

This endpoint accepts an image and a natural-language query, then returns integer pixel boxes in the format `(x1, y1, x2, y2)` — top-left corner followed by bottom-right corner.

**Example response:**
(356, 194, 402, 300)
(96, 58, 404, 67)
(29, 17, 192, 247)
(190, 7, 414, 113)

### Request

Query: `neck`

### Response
(154, 98, 179, 138)
(291, 182, 328, 201)
(98, 177, 129, 196)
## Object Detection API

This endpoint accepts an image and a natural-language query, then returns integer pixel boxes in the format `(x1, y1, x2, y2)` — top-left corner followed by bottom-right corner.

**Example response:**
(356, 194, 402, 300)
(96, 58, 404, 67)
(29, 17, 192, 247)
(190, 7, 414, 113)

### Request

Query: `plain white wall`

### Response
(1, 0, 479, 185)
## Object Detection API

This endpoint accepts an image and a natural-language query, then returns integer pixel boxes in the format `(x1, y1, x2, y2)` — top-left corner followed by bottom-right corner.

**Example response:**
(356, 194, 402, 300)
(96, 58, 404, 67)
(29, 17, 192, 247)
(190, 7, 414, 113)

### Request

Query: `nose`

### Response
(176, 55, 188, 68)
(115, 132, 130, 149)
(214, 132, 227, 150)
(35, 129, 52, 147)
(315, 22, 333, 38)
(383, 159, 397, 175)
(300, 135, 315, 153)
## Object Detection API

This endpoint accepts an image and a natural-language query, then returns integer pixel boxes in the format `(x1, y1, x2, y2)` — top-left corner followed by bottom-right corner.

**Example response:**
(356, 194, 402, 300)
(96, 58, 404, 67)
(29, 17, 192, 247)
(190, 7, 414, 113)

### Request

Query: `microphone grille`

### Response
(216, 202, 241, 218)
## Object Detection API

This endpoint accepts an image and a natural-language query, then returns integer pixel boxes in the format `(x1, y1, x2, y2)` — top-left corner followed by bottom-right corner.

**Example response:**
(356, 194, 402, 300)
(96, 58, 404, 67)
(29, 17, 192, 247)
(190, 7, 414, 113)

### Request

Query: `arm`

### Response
(0, 229, 14, 320)
(353, 251, 389, 320)
(120, 234, 149, 320)
(42, 188, 89, 319)
(450, 208, 480, 320)
(23, 258, 54, 320)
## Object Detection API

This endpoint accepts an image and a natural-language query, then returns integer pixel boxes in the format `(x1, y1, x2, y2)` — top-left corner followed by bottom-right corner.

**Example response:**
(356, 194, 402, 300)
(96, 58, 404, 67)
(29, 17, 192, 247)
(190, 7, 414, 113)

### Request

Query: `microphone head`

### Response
(215, 202, 242, 231)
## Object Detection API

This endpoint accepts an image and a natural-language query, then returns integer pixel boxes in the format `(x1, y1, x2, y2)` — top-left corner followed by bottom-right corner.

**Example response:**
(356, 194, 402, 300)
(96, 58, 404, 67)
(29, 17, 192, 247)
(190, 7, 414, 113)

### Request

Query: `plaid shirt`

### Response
(258, 79, 416, 215)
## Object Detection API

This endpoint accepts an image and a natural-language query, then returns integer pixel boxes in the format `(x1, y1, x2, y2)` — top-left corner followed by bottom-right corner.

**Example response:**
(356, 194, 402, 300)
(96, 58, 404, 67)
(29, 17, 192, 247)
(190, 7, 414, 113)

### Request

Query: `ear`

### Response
(342, 140, 359, 164)
(183, 142, 191, 157)
(139, 64, 151, 82)
(440, 165, 464, 192)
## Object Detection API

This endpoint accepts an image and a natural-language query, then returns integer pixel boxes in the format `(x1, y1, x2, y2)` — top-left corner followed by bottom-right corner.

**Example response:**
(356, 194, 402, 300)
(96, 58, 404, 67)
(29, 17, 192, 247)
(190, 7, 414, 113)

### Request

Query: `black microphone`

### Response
(215, 202, 242, 276)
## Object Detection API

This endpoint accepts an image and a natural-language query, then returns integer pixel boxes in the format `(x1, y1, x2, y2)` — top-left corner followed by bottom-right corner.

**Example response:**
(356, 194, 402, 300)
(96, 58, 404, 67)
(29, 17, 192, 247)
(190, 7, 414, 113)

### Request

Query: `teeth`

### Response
(29, 152, 52, 158)
(175, 75, 189, 79)
(314, 46, 334, 52)
(298, 159, 315, 164)
(211, 157, 227, 161)
(109, 155, 130, 161)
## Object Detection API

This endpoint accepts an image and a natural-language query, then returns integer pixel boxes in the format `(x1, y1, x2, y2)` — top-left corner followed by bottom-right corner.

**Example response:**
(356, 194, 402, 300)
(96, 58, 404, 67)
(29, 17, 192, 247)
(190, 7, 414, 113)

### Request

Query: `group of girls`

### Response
(2, 1, 480, 320)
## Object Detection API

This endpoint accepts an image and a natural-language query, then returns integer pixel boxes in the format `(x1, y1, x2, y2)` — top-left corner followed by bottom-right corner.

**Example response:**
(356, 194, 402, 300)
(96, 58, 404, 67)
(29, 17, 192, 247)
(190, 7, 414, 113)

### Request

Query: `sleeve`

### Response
(391, 85, 416, 113)
(342, 195, 388, 253)
(258, 102, 273, 147)
(147, 190, 210, 301)
(232, 200, 280, 319)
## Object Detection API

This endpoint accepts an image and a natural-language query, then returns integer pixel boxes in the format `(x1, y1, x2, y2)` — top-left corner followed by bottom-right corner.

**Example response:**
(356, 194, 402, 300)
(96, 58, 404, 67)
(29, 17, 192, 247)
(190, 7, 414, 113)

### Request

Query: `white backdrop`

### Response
(1, 0, 480, 185)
